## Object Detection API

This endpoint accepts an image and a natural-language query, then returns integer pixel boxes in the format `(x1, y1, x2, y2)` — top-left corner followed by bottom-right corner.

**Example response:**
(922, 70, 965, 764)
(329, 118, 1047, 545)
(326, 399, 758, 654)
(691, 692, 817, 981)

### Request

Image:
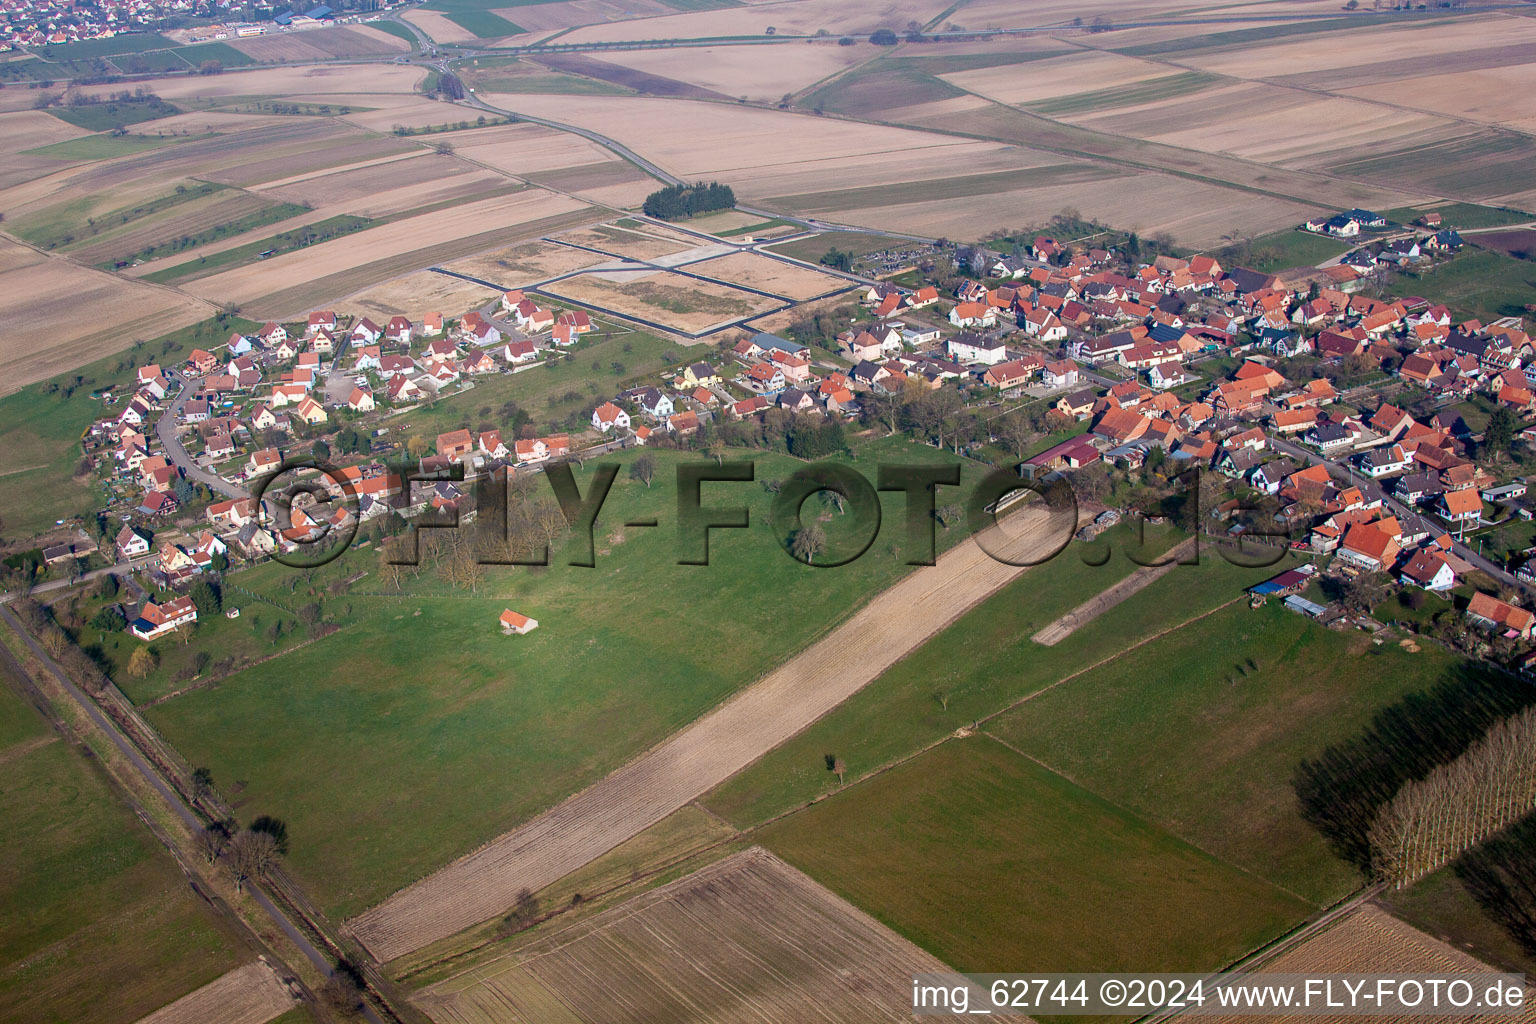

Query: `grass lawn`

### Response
(758, 737, 1311, 974)
(443, 9, 525, 36)
(143, 446, 990, 918)
(702, 528, 1267, 828)
(1381, 202, 1533, 231)
(0, 673, 243, 1024)
(763, 231, 897, 264)
(1245, 228, 1353, 273)
(989, 600, 1472, 905)
(1392, 249, 1536, 323)
(49, 97, 181, 131)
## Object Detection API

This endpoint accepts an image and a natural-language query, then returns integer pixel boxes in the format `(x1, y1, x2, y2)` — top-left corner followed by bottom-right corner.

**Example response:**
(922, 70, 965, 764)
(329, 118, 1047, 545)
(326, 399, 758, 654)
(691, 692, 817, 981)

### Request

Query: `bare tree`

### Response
(195, 824, 229, 865)
(1370, 704, 1536, 888)
(790, 523, 826, 565)
(833, 757, 847, 786)
(225, 829, 279, 893)
(996, 411, 1035, 459)
(629, 453, 656, 488)
(933, 690, 951, 711)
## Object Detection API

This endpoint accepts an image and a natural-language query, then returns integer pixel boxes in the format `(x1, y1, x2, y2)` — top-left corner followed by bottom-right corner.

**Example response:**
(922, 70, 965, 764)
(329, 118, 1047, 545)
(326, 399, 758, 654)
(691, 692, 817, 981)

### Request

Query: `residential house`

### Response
(1399, 548, 1456, 591)
(592, 402, 630, 432)
(129, 596, 197, 641)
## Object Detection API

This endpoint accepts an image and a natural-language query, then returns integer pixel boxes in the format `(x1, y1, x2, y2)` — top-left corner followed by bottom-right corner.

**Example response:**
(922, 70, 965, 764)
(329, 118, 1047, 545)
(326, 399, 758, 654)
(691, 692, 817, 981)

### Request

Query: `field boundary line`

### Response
(979, 729, 1316, 906)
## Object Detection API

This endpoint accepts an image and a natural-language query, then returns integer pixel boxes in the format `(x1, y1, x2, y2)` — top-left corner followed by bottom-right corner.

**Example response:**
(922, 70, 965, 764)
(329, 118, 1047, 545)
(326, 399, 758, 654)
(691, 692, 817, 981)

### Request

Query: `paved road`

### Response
(157, 370, 249, 501)
(1268, 436, 1530, 595)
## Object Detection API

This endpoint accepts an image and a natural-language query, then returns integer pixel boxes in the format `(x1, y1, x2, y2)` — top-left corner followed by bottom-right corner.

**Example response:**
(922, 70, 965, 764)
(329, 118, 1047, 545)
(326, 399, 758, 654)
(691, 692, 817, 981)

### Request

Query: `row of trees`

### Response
(642, 181, 736, 220)
(1370, 704, 1536, 888)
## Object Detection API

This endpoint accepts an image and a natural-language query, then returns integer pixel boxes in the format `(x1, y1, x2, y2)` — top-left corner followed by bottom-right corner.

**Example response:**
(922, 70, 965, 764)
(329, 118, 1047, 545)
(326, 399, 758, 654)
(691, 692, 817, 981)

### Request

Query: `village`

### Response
(36, 200, 1536, 676)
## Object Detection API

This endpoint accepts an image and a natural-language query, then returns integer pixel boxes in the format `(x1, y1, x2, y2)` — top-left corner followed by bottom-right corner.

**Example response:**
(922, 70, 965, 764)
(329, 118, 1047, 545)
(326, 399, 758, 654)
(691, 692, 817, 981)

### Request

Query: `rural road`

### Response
(350, 501, 1077, 961)
(157, 370, 249, 501)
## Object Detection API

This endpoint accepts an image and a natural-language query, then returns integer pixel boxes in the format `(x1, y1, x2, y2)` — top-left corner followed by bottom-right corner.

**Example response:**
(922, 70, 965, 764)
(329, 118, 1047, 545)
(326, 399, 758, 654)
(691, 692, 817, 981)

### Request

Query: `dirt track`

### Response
(132, 960, 297, 1024)
(1031, 537, 1197, 646)
(348, 504, 1074, 961)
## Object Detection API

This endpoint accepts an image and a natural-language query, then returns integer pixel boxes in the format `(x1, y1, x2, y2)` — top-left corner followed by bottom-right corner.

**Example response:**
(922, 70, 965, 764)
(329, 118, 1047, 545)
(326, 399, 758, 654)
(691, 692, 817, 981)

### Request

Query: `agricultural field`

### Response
(343, 269, 503, 322)
(0, 666, 245, 1024)
(416, 848, 950, 1024)
(225, 25, 412, 62)
(349, 491, 1066, 961)
(458, 56, 632, 96)
(1197, 905, 1532, 1024)
(0, 259, 212, 394)
(437, 238, 612, 288)
(541, 268, 778, 332)
(143, 447, 999, 924)
(134, 962, 299, 1024)
(688, 250, 852, 299)
(179, 187, 596, 314)
(758, 737, 1309, 974)
(595, 41, 878, 102)
(548, 221, 701, 260)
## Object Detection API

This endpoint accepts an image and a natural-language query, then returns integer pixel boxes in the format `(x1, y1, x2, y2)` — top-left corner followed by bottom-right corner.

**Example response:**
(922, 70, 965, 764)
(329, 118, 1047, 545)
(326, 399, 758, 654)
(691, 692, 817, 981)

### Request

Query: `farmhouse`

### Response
(499, 609, 539, 635)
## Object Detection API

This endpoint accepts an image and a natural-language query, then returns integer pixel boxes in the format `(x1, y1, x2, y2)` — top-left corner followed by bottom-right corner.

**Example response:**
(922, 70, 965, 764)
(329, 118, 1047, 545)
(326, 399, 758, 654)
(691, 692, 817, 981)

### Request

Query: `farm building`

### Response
(500, 609, 539, 635)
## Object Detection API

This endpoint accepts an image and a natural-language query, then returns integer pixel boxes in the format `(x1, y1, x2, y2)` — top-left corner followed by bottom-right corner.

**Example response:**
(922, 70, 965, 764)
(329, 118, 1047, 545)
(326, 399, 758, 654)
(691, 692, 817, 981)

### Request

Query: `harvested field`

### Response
(1470, 228, 1536, 260)
(0, 236, 45, 272)
(438, 238, 611, 286)
(473, 92, 1028, 201)
(226, 24, 410, 62)
(256, 154, 512, 215)
(533, 52, 731, 100)
(438, 121, 632, 176)
(349, 506, 1074, 961)
(1198, 905, 1536, 1024)
(416, 848, 953, 1024)
(689, 250, 851, 299)
(340, 99, 468, 132)
(1182, 14, 1536, 78)
(120, 111, 296, 136)
(183, 187, 592, 311)
(486, 0, 679, 34)
(1345, 59, 1536, 134)
(815, 170, 1319, 248)
(543, 270, 776, 332)
(77, 63, 426, 103)
(0, 260, 210, 394)
(132, 960, 298, 1024)
(344, 270, 501, 321)
(1031, 538, 1195, 646)
(557, 0, 954, 44)
(403, 9, 480, 44)
(550, 221, 701, 260)
(599, 42, 879, 101)
(0, 109, 92, 149)
(941, 50, 1174, 105)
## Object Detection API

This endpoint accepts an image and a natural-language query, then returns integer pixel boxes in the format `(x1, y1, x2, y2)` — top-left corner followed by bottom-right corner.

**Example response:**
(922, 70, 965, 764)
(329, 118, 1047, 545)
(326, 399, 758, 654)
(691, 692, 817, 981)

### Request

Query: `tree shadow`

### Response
(1292, 663, 1535, 877)
(1454, 812, 1536, 957)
